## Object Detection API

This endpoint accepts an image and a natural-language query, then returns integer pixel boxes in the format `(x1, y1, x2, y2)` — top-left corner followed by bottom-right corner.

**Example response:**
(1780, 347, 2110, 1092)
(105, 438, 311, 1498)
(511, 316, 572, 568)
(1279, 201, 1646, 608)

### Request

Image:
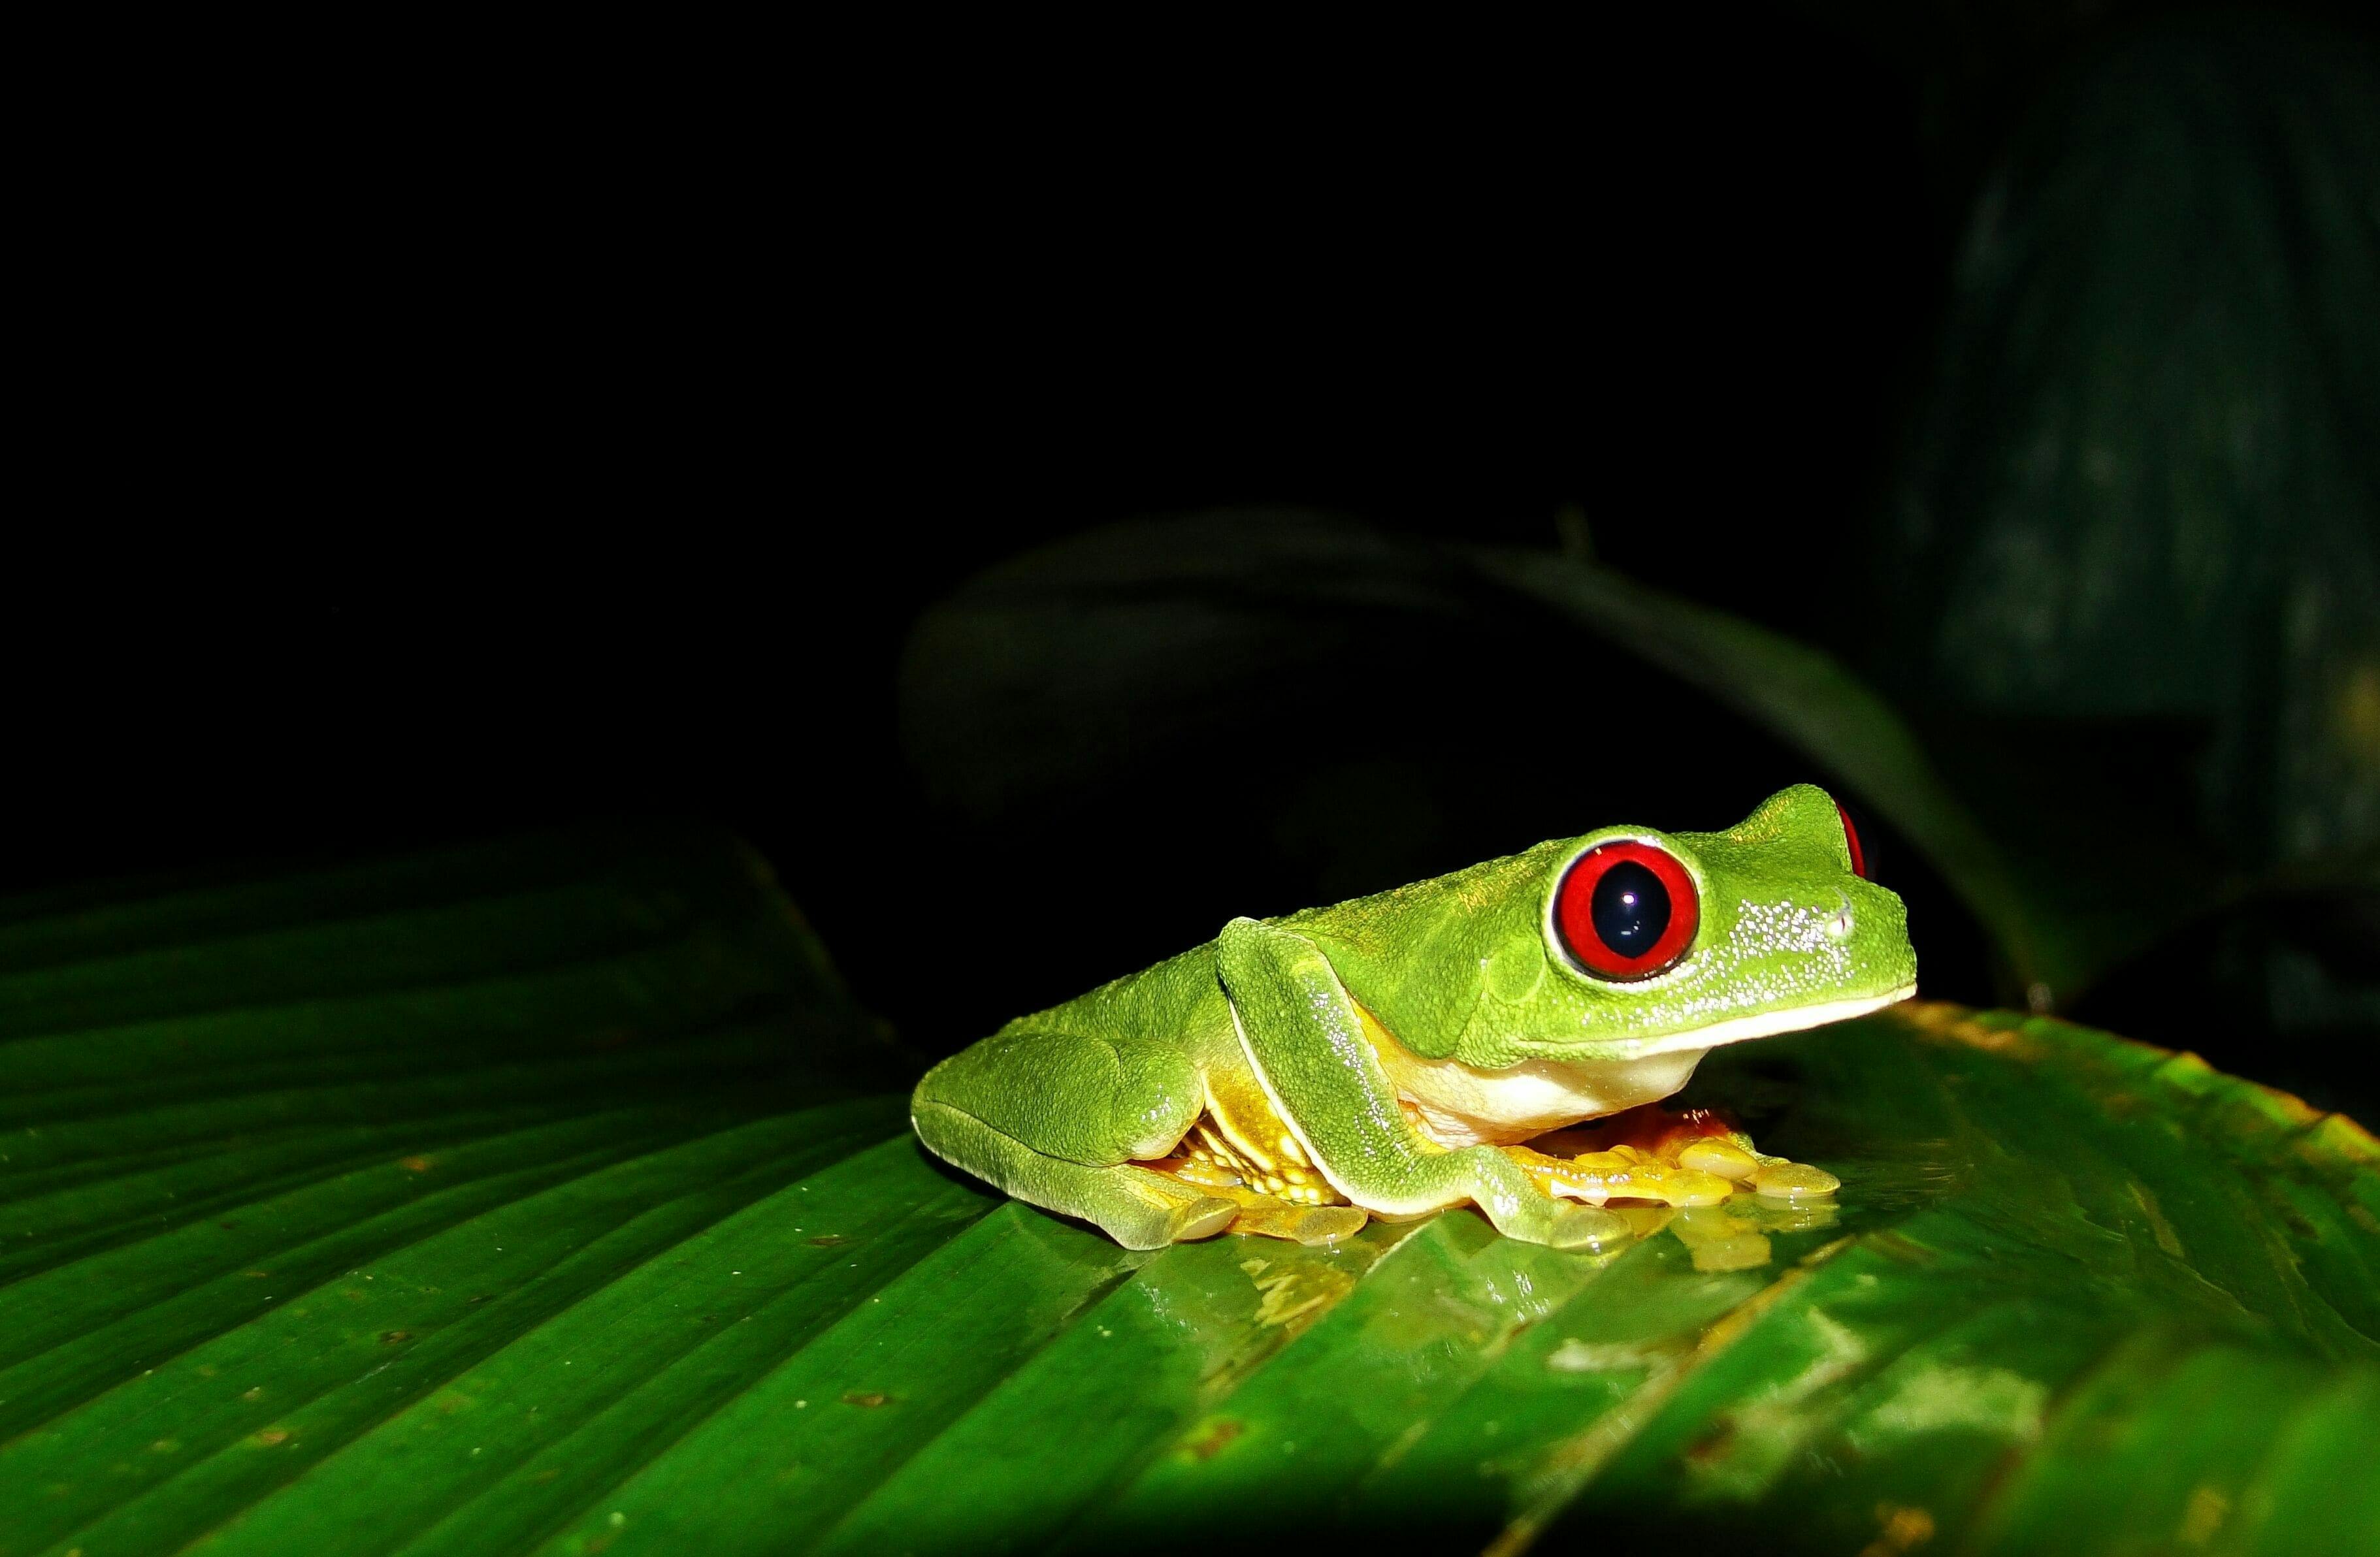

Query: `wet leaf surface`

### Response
(0, 829, 2373, 1554)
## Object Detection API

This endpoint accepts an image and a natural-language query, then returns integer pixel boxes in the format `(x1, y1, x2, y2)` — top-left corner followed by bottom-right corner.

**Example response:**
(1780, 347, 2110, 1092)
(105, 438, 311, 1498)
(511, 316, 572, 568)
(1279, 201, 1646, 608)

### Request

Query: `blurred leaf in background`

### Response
(1874, 8, 2380, 1103)
(896, 512, 1997, 1044)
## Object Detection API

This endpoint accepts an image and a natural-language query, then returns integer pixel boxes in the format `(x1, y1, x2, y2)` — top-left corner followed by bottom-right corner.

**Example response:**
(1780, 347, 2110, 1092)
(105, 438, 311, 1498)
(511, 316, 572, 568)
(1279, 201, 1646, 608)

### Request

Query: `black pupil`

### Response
(1590, 860, 1671, 957)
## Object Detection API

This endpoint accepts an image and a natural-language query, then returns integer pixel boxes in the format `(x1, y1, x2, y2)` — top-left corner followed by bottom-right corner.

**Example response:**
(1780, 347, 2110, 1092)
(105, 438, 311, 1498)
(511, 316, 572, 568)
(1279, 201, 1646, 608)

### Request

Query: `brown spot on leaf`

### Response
(398, 1156, 433, 1173)
(380, 1330, 412, 1345)
(1183, 1419, 1244, 1461)
(252, 1429, 291, 1447)
(1858, 1503, 1936, 1557)
(806, 1234, 849, 1247)
(1684, 1424, 1736, 1468)
(840, 1391, 889, 1408)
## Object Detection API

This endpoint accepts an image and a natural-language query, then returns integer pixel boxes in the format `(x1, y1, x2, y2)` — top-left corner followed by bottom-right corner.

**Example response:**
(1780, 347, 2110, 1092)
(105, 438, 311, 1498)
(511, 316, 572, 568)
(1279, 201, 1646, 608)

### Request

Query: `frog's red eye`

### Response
(1554, 841, 1699, 980)
(1836, 802, 1869, 880)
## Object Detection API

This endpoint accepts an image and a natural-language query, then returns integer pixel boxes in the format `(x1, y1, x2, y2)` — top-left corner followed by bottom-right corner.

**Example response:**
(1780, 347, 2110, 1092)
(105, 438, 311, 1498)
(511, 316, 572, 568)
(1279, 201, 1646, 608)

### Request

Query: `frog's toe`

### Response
(1225, 1199, 1369, 1244)
(1654, 1168, 1738, 1208)
(1545, 1204, 1630, 1252)
(1675, 1137, 1761, 1180)
(1283, 1206, 1368, 1245)
(1167, 1196, 1240, 1242)
(1750, 1161, 1840, 1200)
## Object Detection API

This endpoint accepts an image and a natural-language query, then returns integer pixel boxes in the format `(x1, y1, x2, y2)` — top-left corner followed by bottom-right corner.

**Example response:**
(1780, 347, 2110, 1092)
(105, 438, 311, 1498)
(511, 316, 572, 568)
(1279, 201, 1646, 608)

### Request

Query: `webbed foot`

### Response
(1501, 1142, 1738, 1208)
(1140, 1157, 1370, 1244)
(1226, 1199, 1369, 1244)
(1512, 1108, 1842, 1207)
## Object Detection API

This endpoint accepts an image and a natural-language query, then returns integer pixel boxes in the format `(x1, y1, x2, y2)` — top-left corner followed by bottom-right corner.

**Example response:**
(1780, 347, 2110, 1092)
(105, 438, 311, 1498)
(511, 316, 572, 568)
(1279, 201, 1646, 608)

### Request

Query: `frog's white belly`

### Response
(1378, 1046, 1709, 1148)
(1367, 987, 1915, 1148)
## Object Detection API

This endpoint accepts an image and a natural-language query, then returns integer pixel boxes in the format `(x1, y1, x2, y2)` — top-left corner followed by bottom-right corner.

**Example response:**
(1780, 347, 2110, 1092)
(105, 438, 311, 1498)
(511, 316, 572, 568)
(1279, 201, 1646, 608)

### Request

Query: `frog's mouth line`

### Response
(1614, 982, 1919, 1059)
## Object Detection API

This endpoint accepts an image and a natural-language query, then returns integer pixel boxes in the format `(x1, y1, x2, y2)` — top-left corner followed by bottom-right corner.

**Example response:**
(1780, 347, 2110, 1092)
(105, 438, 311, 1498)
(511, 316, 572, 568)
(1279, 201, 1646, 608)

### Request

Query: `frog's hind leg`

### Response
(912, 1100, 1236, 1248)
(912, 1028, 1235, 1249)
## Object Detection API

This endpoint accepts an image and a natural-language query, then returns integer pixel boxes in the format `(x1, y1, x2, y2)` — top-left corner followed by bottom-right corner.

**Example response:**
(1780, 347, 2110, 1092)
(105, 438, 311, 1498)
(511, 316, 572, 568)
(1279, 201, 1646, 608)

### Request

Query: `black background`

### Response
(14, 5, 2371, 1082)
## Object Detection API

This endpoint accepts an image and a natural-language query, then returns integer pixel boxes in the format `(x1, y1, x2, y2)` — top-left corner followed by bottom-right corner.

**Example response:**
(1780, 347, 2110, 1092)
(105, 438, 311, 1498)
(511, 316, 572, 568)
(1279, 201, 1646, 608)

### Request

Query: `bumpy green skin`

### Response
(913, 785, 1916, 1248)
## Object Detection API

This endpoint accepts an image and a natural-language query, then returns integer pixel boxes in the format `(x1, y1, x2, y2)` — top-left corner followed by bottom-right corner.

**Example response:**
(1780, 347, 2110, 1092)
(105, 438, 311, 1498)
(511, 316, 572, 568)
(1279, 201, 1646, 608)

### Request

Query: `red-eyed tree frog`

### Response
(913, 785, 1916, 1250)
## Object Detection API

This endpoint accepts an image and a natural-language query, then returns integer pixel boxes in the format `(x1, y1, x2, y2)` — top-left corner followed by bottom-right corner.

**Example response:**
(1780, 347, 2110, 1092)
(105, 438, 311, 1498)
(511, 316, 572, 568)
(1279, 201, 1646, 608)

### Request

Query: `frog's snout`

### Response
(1823, 889, 1854, 940)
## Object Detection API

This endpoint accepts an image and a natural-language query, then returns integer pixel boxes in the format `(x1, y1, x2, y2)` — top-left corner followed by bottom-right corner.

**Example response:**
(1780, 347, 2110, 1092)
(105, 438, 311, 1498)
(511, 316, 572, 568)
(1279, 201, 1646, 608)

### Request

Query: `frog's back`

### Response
(1002, 941, 1235, 1063)
(1002, 843, 1554, 1063)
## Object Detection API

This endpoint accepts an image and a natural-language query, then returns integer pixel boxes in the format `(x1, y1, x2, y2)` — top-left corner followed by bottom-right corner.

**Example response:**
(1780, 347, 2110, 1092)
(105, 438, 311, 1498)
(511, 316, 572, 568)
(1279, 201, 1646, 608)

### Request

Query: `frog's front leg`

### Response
(912, 1029, 1238, 1250)
(1214, 918, 1627, 1251)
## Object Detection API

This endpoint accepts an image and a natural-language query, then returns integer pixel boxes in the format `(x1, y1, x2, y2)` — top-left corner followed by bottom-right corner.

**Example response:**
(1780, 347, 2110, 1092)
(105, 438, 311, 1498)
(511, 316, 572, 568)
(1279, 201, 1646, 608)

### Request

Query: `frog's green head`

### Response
(1488, 783, 1916, 1065)
(1310, 784, 1917, 1069)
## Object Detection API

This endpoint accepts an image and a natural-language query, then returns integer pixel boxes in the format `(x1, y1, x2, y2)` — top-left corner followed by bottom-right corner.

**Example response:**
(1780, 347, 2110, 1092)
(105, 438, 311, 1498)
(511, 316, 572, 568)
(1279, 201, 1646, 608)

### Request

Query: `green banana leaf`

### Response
(1, 827, 2374, 1554)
